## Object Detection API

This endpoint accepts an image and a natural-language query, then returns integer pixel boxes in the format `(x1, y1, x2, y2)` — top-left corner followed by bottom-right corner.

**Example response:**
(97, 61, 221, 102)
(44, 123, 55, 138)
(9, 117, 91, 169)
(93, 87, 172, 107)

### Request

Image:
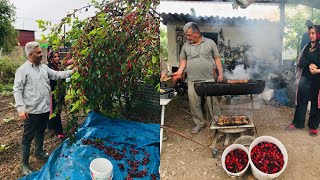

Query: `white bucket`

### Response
(89, 158, 113, 180)
(249, 136, 288, 180)
(222, 144, 250, 177)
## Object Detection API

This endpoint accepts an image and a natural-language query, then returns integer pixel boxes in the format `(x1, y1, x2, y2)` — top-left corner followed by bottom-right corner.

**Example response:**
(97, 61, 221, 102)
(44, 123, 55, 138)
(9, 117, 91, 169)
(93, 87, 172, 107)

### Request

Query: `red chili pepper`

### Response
(225, 149, 248, 173)
(251, 142, 284, 174)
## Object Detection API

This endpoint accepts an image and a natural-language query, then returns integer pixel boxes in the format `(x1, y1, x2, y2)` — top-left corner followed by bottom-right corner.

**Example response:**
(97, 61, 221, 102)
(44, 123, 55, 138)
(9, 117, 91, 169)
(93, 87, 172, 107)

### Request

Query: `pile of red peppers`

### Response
(250, 142, 284, 174)
(225, 149, 248, 173)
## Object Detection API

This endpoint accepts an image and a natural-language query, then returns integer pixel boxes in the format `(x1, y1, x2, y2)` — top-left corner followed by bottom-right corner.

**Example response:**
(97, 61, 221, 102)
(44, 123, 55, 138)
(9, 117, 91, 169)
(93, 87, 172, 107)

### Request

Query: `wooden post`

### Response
(161, 125, 212, 150)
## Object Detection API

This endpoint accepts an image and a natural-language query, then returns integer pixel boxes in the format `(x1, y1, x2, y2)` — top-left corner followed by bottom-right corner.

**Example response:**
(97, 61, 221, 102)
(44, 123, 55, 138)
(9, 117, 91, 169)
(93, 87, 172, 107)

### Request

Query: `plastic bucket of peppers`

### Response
(249, 136, 288, 180)
(222, 144, 250, 177)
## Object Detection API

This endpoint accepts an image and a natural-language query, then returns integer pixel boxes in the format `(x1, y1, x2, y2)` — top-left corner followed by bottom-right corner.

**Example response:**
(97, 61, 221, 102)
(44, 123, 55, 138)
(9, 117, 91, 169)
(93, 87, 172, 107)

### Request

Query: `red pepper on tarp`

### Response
(82, 138, 153, 178)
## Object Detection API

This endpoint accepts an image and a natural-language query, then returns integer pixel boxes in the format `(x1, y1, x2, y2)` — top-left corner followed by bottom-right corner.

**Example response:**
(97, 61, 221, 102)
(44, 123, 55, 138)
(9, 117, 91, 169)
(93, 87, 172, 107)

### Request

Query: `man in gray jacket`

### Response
(173, 22, 223, 134)
(13, 41, 74, 175)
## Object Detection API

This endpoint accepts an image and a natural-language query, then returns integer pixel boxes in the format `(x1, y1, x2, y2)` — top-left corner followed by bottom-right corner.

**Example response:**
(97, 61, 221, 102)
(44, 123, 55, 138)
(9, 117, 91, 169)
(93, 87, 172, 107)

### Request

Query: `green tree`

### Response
(283, 5, 308, 58)
(283, 5, 320, 58)
(0, 0, 17, 53)
(310, 7, 320, 26)
(160, 26, 168, 61)
(39, 0, 159, 139)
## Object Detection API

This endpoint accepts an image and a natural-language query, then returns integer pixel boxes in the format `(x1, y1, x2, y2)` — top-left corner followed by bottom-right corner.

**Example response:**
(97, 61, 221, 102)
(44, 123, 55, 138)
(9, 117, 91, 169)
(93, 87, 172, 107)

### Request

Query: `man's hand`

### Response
(160, 72, 168, 79)
(172, 71, 182, 81)
(72, 67, 77, 74)
(217, 74, 223, 82)
(19, 112, 29, 121)
(160, 74, 169, 82)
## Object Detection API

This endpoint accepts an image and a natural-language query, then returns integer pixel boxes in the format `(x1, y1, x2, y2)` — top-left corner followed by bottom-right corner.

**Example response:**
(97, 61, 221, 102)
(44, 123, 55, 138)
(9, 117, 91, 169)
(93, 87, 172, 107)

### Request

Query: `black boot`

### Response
(21, 144, 32, 175)
(35, 134, 49, 160)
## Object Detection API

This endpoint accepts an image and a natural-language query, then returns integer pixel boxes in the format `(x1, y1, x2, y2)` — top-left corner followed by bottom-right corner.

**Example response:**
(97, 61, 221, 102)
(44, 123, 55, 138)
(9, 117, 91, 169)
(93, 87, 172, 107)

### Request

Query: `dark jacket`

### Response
(298, 42, 320, 79)
(47, 62, 61, 91)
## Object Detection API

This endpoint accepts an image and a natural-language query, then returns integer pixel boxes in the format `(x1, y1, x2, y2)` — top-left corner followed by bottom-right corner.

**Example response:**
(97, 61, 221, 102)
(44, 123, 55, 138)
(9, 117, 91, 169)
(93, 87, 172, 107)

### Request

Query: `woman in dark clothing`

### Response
(47, 51, 64, 139)
(287, 25, 320, 136)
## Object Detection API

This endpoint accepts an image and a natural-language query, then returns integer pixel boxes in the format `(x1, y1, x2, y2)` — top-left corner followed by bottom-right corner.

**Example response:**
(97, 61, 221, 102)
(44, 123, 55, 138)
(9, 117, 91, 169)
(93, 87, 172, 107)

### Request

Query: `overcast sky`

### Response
(9, 0, 97, 39)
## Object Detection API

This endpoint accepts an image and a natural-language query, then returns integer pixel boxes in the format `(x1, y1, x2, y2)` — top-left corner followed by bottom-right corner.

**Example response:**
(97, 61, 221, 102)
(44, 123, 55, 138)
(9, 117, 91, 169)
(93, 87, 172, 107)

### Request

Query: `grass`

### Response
(0, 83, 13, 96)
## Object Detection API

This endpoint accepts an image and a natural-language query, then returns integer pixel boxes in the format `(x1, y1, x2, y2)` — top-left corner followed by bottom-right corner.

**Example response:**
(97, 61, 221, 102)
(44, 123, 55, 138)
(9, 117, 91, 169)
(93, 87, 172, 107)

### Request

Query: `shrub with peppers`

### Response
(250, 142, 284, 174)
(225, 149, 248, 173)
(38, 0, 159, 141)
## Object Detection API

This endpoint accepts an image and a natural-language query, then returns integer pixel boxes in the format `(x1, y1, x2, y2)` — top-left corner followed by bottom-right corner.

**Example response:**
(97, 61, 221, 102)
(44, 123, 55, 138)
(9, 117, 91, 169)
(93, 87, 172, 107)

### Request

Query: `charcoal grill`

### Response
(193, 79, 265, 156)
(194, 80, 265, 96)
(193, 79, 265, 132)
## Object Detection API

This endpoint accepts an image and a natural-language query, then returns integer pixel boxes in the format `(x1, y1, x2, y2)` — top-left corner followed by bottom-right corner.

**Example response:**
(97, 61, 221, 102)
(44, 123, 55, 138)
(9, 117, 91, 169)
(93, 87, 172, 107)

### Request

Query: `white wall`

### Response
(167, 24, 180, 68)
(167, 22, 281, 69)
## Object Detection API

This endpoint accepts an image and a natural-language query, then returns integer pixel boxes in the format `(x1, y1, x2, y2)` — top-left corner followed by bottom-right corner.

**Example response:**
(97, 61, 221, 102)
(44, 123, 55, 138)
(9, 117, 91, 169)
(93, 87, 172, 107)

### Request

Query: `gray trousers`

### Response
(187, 80, 221, 127)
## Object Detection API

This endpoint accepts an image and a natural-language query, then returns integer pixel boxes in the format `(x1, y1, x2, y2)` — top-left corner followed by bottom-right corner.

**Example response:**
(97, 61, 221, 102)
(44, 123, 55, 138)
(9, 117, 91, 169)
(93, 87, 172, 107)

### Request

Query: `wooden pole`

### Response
(161, 125, 212, 150)
(173, 106, 211, 127)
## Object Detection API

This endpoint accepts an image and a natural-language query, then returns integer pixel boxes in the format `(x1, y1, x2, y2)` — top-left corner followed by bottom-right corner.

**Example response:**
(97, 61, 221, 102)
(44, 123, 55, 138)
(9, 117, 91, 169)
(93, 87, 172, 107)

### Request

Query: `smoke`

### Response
(225, 64, 251, 79)
(220, 24, 286, 81)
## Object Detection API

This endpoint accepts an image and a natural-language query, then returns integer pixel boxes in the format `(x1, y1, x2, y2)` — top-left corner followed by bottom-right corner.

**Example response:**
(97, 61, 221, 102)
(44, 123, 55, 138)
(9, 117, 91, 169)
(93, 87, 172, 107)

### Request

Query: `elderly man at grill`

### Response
(173, 22, 223, 134)
(13, 41, 75, 175)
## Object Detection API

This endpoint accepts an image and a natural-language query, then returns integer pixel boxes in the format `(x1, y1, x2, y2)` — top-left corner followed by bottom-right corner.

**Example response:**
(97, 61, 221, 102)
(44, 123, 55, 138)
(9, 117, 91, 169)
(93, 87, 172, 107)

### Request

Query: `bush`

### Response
(0, 83, 13, 92)
(0, 82, 13, 96)
(0, 52, 25, 84)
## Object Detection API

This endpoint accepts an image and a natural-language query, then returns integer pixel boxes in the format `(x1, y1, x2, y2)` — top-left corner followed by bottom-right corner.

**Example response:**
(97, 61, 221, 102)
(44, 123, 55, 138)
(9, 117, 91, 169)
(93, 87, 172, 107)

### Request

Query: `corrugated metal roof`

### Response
(161, 0, 320, 9)
(160, 13, 278, 25)
(161, 0, 282, 2)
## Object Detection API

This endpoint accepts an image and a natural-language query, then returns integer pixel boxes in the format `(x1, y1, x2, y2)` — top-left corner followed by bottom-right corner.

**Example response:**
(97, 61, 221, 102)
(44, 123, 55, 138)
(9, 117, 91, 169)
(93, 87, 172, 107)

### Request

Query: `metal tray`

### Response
(160, 87, 175, 99)
(160, 87, 174, 95)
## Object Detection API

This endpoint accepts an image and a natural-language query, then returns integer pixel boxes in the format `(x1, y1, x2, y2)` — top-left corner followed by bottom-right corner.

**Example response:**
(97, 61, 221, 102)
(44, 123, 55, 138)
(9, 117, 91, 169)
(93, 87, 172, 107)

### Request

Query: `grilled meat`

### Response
(227, 79, 249, 84)
(217, 115, 249, 126)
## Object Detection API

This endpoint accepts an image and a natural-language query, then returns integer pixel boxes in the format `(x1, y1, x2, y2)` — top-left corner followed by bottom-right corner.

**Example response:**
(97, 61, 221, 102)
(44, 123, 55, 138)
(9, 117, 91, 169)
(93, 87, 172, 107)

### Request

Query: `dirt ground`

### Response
(160, 95, 320, 180)
(0, 96, 68, 180)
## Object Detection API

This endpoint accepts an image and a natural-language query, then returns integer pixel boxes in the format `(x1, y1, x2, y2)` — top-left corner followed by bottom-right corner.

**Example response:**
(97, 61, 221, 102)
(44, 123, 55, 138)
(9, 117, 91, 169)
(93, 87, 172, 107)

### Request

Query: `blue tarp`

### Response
(20, 111, 160, 180)
(273, 88, 289, 106)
